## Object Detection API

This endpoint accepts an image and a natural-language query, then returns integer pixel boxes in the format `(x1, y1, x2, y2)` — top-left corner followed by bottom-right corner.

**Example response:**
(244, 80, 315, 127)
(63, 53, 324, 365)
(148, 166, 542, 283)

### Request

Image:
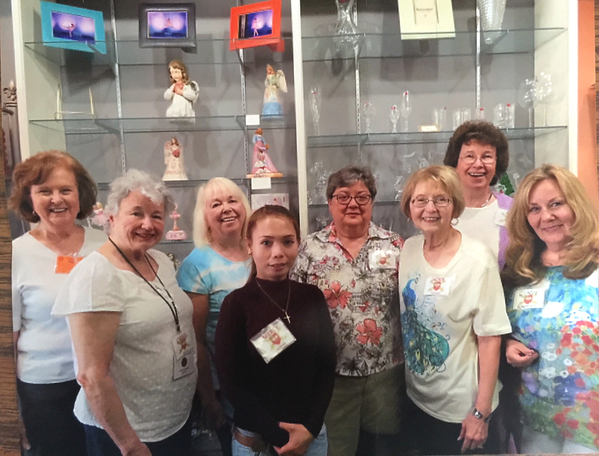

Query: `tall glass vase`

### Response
(334, 0, 360, 46)
(477, 0, 507, 45)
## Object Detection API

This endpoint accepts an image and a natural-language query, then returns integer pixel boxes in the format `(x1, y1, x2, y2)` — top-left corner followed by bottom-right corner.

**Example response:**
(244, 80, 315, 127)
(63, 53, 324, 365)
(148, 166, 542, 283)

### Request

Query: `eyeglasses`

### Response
(331, 194, 372, 206)
(458, 153, 497, 165)
(410, 196, 452, 208)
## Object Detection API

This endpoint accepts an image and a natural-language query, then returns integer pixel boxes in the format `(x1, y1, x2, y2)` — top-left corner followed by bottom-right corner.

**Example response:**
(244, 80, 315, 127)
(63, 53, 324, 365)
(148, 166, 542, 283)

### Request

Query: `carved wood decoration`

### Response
(0, 32, 21, 454)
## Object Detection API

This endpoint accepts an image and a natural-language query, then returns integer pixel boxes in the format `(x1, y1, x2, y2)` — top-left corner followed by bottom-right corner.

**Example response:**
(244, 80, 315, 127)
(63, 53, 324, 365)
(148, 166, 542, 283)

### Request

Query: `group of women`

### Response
(9, 118, 599, 456)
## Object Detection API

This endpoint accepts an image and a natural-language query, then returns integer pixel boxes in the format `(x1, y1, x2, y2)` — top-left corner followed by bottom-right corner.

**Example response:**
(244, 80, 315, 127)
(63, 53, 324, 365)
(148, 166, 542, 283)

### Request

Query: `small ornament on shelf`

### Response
(316, 213, 330, 229)
(166, 204, 187, 241)
(394, 176, 404, 201)
(262, 64, 287, 117)
(309, 86, 322, 135)
(164, 60, 199, 119)
(390, 105, 400, 133)
(247, 128, 283, 178)
(362, 101, 374, 134)
(163, 137, 188, 181)
(89, 202, 109, 233)
(334, 0, 360, 46)
(400, 91, 412, 132)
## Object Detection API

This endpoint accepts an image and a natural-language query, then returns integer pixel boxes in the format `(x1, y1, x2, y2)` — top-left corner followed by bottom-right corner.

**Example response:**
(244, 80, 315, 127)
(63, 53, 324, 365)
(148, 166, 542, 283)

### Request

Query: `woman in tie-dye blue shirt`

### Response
(502, 165, 599, 454)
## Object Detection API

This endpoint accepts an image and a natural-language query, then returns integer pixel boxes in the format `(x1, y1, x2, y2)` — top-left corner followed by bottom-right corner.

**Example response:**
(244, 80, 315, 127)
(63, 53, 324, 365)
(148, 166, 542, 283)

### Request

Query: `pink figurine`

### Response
(166, 204, 187, 241)
(247, 128, 282, 178)
(90, 202, 109, 233)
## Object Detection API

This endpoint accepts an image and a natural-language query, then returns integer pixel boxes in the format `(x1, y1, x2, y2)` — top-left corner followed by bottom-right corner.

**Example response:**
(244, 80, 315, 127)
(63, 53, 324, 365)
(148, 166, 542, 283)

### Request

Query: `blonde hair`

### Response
(192, 177, 251, 248)
(400, 165, 465, 219)
(503, 164, 599, 287)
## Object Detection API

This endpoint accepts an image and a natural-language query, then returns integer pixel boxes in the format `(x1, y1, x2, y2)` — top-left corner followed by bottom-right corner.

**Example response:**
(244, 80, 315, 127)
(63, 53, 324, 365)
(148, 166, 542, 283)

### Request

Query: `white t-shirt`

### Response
(454, 201, 501, 260)
(52, 250, 197, 442)
(12, 226, 106, 383)
(399, 233, 512, 423)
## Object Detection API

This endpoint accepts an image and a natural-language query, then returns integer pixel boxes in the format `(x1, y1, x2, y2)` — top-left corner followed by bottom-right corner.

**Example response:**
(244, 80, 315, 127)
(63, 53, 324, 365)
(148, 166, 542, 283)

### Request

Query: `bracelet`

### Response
(472, 407, 491, 423)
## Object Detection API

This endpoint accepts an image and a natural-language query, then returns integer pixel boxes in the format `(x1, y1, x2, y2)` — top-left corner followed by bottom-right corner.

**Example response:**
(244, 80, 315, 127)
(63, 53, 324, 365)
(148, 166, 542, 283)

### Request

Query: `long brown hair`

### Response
(246, 205, 301, 281)
(502, 164, 599, 288)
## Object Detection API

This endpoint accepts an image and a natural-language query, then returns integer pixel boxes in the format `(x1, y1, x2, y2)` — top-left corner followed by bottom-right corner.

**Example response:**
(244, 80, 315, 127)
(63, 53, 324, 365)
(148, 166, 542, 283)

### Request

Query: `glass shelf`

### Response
(24, 36, 293, 67)
(301, 28, 566, 61)
(30, 114, 295, 135)
(309, 199, 399, 209)
(307, 126, 567, 148)
(97, 176, 298, 191)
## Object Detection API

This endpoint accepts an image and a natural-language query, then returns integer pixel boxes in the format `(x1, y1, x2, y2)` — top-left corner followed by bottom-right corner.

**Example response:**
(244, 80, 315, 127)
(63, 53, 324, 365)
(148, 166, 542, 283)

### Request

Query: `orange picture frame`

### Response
(229, 0, 283, 51)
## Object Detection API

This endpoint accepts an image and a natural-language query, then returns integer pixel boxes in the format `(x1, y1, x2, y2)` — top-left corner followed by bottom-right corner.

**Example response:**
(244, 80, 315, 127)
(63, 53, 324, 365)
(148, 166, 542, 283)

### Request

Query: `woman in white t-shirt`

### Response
(53, 170, 197, 456)
(10, 150, 105, 456)
(398, 166, 512, 455)
(443, 120, 512, 269)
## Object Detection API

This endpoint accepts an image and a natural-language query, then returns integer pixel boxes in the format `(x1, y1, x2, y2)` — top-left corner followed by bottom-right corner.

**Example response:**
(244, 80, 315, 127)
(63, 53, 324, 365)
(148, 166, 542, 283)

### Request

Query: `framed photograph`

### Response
(40, 1, 106, 54)
(229, 0, 283, 51)
(139, 3, 196, 48)
(251, 193, 289, 210)
(397, 0, 455, 40)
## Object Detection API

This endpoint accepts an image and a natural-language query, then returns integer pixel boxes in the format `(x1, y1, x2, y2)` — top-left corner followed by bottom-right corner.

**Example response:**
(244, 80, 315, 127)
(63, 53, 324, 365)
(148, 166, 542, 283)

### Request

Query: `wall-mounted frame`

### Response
(229, 0, 283, 51)
(139, 3, 196, 48)
(40, 1, 106, 54)
(397, 0, 455, 40)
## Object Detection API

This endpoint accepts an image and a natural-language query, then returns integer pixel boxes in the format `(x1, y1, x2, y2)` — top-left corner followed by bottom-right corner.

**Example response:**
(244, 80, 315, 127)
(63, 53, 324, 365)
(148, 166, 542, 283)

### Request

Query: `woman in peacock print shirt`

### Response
(502, 164, 599, 454)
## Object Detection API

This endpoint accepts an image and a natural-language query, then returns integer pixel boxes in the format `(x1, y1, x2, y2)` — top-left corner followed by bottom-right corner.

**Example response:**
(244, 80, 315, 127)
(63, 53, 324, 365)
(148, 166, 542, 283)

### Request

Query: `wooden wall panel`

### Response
(0, 34, 21, 455)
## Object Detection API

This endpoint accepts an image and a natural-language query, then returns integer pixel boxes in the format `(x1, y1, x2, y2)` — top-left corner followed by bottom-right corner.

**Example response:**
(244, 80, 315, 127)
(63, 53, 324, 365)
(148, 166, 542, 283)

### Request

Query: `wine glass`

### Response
(362, 102, 374, 134)
(536, 72, 554, 127)
(390, 105, 400, 133)
(400, 91, 412, 132)
(517, 78, 537, 128)
(309, 86, 322, 135)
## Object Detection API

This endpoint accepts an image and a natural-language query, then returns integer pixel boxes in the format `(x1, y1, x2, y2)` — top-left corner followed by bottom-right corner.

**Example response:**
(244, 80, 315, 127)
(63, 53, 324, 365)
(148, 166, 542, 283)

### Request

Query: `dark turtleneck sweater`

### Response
(214, 277, 336, 447)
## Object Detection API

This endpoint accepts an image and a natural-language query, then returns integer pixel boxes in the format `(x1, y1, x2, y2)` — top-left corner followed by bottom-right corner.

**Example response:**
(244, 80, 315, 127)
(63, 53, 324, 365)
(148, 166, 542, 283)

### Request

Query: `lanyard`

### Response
(108, 237, 180, 332)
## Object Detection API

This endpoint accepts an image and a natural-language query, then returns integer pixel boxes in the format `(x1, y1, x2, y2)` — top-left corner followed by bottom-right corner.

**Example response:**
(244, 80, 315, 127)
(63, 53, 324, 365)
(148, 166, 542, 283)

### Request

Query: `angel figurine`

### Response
(166, 204, 187, 241)
(247, 128, 282, 178)
(261, 64, 287, 117)
(162, 137, 188, 181)
(164, 60, 199, 119)
(89, 202, 109, 233)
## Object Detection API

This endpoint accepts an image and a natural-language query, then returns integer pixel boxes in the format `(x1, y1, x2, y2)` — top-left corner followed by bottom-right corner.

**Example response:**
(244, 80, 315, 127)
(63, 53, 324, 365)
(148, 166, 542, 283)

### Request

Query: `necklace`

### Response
(255, 278, 291, 324)
(480, 192, 494, 208)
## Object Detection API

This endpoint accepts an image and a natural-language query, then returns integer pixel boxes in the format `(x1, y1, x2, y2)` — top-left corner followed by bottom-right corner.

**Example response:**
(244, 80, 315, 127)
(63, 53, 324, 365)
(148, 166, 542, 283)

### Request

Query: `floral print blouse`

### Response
(506, 266, 599, 450)
(290, 222, 404, 377)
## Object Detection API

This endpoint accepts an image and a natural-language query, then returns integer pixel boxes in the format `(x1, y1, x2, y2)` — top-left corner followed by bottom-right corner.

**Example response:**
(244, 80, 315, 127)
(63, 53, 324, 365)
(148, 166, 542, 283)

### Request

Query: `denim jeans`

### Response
(232, 425, 327, 456)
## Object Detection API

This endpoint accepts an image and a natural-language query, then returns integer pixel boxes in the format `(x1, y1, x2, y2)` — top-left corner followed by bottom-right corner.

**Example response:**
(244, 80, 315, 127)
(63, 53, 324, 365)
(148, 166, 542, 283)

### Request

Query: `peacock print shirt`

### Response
(399, 234, 511, 423)
(290, 222, 404, 377)
(506, 266, 599, 450)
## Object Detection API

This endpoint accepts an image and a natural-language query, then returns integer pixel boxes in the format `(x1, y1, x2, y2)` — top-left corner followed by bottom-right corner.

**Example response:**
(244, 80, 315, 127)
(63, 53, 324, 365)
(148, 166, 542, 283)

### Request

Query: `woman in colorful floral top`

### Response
(502, 164, 599, 454)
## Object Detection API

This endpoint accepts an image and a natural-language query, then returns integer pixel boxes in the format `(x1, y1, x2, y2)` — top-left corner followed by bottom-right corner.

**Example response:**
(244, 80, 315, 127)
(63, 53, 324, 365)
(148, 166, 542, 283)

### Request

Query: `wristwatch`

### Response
(472, 407, 491, 423)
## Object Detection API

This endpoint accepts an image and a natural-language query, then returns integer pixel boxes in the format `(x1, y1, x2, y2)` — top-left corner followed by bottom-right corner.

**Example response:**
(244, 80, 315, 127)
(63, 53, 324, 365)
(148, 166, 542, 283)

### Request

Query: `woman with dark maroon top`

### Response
(215, 205, 336, 456)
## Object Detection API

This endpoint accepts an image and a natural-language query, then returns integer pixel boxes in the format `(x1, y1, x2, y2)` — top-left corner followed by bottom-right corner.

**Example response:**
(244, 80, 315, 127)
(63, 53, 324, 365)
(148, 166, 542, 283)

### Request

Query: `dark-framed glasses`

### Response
(458, 153, 496, 165)
(411, 196, 452, 208)
(332, 194, 372, 205)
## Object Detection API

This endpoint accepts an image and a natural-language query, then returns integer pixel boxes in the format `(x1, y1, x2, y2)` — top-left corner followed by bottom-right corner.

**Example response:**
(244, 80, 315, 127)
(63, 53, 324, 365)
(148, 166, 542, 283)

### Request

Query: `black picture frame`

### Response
(139, 3, 196, 48)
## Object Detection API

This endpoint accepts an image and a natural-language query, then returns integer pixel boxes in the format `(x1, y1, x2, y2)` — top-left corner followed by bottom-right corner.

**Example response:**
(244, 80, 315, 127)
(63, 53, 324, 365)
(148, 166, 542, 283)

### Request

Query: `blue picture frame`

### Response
(40, 1, 106, 54)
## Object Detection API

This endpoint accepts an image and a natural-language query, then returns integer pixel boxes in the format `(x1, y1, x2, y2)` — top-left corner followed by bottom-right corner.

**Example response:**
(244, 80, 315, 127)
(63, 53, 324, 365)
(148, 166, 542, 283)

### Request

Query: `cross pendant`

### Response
(284, 313, 291, 324)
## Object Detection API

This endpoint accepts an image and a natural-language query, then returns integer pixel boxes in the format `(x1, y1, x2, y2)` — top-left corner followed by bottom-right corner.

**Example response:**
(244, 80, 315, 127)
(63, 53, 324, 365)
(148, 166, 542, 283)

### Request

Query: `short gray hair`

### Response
(105, 169, 175, 217)
(326, 165, 377, 200)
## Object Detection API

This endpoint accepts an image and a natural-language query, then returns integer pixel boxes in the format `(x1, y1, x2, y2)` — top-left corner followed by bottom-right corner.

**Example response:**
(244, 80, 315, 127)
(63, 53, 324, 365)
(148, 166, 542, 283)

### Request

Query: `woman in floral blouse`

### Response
(502, 164, 599, 453)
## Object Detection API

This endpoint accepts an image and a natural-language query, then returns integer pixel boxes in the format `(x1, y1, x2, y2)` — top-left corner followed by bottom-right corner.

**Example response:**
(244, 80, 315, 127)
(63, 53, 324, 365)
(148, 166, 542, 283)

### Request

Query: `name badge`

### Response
(423, 276, 453, 296)
(369, 250, 397, 270)
(513, 287, 546, 310)
(494, 209, 508, 227)
(55, 255, 84, 274)
(251, 318, 296, 364)
(172, 332, 194, 380)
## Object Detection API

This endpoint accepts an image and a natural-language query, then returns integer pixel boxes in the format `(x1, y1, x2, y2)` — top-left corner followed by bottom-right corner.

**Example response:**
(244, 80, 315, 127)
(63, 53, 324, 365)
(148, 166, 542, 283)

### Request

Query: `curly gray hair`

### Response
(105, 169, 175, 217)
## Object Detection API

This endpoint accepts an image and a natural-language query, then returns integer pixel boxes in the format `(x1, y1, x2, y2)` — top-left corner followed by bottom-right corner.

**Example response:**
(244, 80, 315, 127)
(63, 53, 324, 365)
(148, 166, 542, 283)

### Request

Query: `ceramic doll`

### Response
(163, 137, 189, 181)
(90, 202, 109, 233)
(247, 128, 282, 178)
(261, 64, 287, 117)
(164, 59, 199, 118)
(166, 204, 187, 241)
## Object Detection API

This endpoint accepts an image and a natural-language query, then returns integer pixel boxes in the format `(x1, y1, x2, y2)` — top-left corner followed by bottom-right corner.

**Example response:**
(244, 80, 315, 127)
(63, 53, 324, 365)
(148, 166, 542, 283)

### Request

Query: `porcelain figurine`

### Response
(164, 60, 199, 118)
(163, 137, 188, 181)
(261, 64, 287, 117)
(247, 128, 282, 178)
(166, 204, 187, 241)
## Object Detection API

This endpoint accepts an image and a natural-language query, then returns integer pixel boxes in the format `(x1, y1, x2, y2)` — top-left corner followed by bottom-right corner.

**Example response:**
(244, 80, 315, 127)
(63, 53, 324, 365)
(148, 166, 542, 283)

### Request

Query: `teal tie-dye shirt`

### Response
(506, 267, 599, 450)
